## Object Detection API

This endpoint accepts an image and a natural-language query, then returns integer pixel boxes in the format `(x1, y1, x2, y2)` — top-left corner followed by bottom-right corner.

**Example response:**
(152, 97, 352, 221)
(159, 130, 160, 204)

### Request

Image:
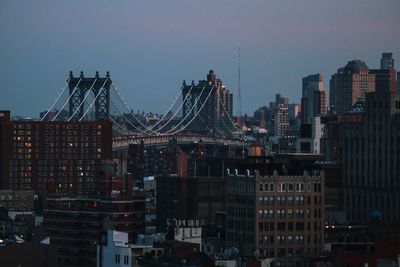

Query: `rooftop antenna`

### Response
(238, 45, 242, 120)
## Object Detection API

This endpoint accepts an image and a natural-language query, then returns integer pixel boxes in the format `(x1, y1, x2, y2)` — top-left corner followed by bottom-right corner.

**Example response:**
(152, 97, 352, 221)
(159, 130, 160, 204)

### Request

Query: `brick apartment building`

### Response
(226, 171, 325, 266)
(0, 110, 112, 196)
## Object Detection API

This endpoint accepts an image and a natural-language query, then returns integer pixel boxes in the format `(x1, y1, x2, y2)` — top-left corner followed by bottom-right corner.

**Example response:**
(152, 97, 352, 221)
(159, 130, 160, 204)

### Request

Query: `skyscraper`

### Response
(329, 60, 375, 116)
(380, 52, 394, 70)
(301, 73, 327, 124)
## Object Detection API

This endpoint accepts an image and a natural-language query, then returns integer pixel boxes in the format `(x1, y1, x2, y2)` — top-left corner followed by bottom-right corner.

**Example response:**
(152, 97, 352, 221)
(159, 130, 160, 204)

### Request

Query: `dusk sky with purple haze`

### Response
(1, 0, 399, 117)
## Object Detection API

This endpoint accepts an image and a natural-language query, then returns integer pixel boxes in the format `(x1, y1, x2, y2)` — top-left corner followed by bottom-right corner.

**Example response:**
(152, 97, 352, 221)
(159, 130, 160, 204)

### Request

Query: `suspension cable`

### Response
(52, 78, 82, 121)
(41, 79, 70, 121)
(147, 85, 184, 131)
(168, 86, 214, 135)
(109, 97, 149, 134)
(111, 83, 155, 133)
(110, 116, 138, 135)
(152, 85, 197, 133)
(165, 85, 209, 134)
(217, 94, 240, 131)
(67, 78, 98, 121)
(79, 78, 108, 121)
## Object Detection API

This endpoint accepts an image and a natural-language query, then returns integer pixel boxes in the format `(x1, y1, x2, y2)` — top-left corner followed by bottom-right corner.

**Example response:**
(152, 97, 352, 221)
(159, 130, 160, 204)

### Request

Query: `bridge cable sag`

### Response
(67, 78, 98, 121)
(168, 86, 214, 135)
(110, 116, 138, 135)
(109, 97, 150, 134)
(79, 78, 108, 121)
(41, 79, 70, 121)
(111, 83, 155, 133)
(52, 78, 82, 121)
(151, 85, 197, 133)
(147, 85, 185, 131)
(165, 85, 208, 134)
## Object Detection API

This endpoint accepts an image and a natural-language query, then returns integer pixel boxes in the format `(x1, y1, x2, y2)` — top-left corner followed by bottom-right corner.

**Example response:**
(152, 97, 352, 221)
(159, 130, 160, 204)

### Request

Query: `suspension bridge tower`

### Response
(181, 70, 234, 136)
(68, 71, 112, 120)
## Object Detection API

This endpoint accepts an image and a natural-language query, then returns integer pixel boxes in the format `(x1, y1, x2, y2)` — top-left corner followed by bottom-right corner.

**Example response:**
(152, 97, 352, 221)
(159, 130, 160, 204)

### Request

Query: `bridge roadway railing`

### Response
(112, 134, 248, 150)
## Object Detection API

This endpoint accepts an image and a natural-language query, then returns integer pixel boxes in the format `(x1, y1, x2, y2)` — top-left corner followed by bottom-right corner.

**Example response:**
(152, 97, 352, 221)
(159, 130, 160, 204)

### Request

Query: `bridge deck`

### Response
(112, 134, 248, 150)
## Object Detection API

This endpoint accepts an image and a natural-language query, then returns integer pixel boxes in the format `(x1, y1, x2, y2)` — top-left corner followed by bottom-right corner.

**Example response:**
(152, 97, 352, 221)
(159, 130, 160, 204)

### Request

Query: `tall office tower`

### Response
(301, 74, 327, 124)
(226, 171, 325, 265)
(370, 52, 398, 94)
(288, 103, 301, 121)
(380, 52, 394, 70)
(322, 88, 400, 224)
(329, 60, 375, 115)
(274, 105, 289, 137)
(181, 70, 234, 135)
(397, 72, 400, 94)
(0, 111, 112, 196)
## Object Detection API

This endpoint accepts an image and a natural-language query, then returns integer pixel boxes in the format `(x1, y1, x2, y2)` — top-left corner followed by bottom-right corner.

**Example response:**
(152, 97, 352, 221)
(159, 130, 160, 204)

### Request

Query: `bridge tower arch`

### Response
(68, 71, 112, 120)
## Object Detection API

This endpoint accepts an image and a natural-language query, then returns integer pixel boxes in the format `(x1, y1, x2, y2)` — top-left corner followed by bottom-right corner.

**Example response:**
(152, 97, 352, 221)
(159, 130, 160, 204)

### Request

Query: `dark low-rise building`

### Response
(156, 176, 225, 232)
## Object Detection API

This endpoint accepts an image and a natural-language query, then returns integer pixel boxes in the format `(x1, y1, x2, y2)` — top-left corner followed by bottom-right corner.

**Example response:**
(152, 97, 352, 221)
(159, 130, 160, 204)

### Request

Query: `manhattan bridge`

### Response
(41, 70, 248, 152)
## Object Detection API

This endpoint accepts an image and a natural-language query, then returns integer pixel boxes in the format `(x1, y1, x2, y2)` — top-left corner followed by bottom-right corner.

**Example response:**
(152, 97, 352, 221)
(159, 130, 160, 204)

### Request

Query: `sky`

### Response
(1, 0, 399, 117)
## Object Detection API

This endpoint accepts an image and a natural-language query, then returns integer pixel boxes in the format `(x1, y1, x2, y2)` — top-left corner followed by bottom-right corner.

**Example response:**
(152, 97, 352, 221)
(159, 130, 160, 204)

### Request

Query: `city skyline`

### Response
(1, 0, 399, 117)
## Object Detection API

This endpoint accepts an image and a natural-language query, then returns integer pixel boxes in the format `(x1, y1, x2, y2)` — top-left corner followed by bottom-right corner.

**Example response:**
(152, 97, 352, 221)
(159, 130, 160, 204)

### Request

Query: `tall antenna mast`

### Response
(238, 45, 242, 119)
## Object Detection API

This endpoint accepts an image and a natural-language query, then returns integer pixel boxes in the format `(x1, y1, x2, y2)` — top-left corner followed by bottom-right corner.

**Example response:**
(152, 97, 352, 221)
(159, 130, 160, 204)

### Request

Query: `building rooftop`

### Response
(342, 59, 369, 73)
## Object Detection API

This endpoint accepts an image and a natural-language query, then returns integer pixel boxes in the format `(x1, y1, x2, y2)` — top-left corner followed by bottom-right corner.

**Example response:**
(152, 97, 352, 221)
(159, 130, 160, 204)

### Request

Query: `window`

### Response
(270, 183, 274, 192)
(115, 254, 120, 264)
(280, 183, 286, 192)
(296, 222, 304, 231)
(296, 183, 304, 192)
(277, 235, 286, 244)
(287, 196, 294, 205)
(124, 255, 129, 265)
(277, 196, 286, 205)
(287, 209, 293, 218)
(278, 209, 285, 218)
(288, 222, 294, 231)
(288, 183, 294, 192)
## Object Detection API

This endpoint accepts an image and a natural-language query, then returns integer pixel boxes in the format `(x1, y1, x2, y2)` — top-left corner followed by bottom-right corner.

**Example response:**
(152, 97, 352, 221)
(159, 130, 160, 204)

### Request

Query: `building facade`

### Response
(0, 111, 112, 196)
(44, 186, 145, 267)
(380, 52, 394, 70)
(301, 73, 327, 124)
(226, 171, 325, 266)
(329, 60, 375, 115)
(0, 190, 34, 210)
(156, 176, 225, 232)
(274, 105, 289, 137)
(322, 89, 400, 224)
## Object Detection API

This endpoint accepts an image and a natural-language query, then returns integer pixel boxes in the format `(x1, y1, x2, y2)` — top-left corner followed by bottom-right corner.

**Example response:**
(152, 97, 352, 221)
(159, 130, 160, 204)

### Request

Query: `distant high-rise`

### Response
(329, 60, 375, 116)
(274, 105, 289, 137)
(274, 94, 289, 108)
(380, 52, 394, 70)
(301, 73, 327, 124)
(397, 71, 400, 94)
